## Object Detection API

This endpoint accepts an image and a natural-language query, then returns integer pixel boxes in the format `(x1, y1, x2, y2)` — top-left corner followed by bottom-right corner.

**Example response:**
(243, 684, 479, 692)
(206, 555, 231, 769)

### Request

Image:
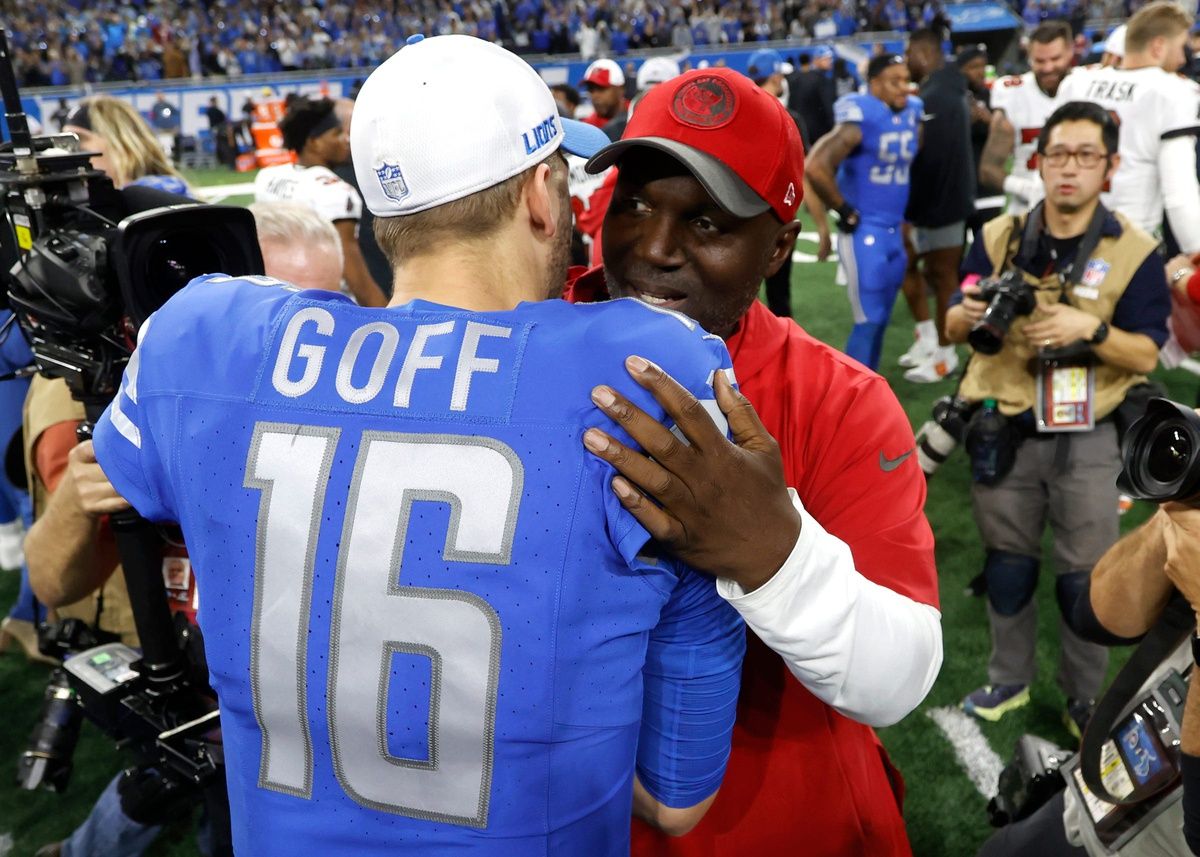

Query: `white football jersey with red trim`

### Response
(1058, 65, 1200, 236)
(989, 71, 1062, 215)
(254, 163, 363, 223)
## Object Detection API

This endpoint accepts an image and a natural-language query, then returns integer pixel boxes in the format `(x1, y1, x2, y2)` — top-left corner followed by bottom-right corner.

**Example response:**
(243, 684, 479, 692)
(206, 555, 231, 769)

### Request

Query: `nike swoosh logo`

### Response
(880, 449, 915, 472)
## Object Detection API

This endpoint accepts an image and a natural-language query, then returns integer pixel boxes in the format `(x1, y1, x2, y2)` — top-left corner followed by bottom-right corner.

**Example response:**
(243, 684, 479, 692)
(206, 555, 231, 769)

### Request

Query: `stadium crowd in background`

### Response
(6, 0, 1141, 87)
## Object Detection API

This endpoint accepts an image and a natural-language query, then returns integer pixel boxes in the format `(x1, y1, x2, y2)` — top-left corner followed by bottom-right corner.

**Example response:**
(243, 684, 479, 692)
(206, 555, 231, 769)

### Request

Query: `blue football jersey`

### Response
(93, 275, 745, 856)
(833, 92, 923, 225)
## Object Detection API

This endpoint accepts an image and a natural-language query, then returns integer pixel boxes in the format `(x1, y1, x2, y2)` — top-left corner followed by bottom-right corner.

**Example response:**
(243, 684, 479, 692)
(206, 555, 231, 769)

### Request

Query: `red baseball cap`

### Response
(585, 68, 805, 222)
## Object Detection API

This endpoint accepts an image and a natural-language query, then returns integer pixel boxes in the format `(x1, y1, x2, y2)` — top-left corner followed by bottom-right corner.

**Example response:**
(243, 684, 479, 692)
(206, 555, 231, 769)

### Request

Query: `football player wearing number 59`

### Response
(92, 35, 748, 855)
(805, 53, 923, 371)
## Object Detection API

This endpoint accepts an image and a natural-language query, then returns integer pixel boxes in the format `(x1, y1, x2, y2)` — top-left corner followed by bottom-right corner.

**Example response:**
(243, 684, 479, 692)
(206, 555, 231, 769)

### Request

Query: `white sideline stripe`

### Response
(0, 832, 13, 856)
(927, 706, 1005, 799)
(194, 182, 257, 202)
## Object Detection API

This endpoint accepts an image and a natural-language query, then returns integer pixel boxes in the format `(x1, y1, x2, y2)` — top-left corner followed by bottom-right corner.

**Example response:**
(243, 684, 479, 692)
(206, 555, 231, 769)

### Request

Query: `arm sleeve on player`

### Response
(1160, 135, 1200, 255)
(636, 568, 745, 808)
(716, 488, 942, 727)
(92, 313, 177, 522)
(588, 313, 744, 805)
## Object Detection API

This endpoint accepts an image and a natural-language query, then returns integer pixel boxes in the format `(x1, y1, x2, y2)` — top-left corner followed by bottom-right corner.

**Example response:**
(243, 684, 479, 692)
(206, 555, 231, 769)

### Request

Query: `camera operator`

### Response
(24, 376, 214, 857)
(977, 502, 1200, 857)
(948, 101, 1171, 734)
(26, 190, 415, 857)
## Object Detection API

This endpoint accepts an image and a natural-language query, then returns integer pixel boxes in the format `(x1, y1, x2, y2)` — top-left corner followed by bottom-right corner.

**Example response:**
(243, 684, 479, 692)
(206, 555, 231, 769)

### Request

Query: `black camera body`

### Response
(969, 270, 1038, 356)
(987, 734, 1073, 827)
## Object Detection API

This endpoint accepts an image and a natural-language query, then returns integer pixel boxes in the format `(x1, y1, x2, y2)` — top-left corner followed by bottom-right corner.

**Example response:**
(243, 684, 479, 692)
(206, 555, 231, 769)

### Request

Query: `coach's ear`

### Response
(765, 220, 802, 278)
(525, 162, 560, 241)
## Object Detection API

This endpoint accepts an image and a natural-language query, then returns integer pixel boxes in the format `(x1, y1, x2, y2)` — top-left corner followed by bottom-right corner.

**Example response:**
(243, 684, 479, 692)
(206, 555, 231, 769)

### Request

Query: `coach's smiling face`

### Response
(602, 149, 797, 340)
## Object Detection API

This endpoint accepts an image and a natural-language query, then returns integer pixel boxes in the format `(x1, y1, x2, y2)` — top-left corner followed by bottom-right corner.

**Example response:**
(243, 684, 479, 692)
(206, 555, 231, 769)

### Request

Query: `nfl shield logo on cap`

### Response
(375, 163, 410, 203)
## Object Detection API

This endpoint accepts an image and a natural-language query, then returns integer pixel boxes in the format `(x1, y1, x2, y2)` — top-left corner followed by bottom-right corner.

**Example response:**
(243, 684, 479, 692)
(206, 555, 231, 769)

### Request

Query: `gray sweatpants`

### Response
(970, 422, 1119, 701)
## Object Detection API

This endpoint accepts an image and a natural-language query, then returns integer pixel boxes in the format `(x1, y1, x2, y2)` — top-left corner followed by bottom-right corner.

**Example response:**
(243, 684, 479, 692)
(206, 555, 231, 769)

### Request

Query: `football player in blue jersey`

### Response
(89, 34, 746, 857)
(805, 53, 924, 371)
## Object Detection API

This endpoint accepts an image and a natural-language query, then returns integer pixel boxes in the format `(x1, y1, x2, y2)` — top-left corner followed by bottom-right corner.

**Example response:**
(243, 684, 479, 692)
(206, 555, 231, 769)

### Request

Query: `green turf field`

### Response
(0, 169, 1192, 855)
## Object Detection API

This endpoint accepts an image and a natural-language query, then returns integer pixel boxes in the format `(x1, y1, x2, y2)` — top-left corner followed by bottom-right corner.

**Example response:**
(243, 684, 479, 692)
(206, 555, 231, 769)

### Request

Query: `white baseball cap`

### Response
(581, 58, 626, 88)
(636, 57, 682, 91)
(1103, 24, 1126, 57)
(352, 35, 610, 217)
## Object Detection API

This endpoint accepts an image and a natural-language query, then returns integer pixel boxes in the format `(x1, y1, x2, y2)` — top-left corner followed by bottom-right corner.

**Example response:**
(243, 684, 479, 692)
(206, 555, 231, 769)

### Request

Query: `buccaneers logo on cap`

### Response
(671, 76, 736, 129)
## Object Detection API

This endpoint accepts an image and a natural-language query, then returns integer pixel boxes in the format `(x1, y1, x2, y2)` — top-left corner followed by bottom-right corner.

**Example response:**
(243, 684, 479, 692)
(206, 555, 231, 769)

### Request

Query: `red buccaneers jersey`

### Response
(569, 270, 939, 856)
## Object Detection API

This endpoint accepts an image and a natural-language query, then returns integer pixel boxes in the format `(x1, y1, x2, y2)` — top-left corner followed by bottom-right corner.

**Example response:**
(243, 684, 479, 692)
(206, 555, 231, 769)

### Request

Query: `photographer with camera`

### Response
(947, 101, 1171, 734)
(23, 337, 217, 857)
(977, 475, 1200, 856)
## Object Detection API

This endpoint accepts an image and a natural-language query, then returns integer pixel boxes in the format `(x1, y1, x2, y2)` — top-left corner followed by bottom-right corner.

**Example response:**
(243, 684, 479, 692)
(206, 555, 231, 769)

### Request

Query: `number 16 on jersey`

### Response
(243, 422, 522, 827)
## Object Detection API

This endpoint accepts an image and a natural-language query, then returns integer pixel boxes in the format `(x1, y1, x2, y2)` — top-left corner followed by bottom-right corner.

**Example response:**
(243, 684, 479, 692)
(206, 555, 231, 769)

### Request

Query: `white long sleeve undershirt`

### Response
(716, 489, 943, 728)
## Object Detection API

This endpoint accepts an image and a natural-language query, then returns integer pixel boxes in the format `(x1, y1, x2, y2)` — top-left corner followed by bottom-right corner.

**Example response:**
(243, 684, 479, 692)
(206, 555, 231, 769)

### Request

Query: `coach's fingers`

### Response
(611, 477, 687, 547)
(713, 372, 776, 452)
(590, 384, 694, 471)
(582, 428, 689, 506)
(624, 356, 726, 452)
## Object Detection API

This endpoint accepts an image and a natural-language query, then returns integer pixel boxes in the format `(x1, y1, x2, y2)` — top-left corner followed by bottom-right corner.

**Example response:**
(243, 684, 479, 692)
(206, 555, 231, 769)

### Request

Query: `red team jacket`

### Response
(568, 268, 939, 856)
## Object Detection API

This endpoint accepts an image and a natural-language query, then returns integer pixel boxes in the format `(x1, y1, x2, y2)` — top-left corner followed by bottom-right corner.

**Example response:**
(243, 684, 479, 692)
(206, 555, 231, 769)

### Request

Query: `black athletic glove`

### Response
(835, 204, 860, 234)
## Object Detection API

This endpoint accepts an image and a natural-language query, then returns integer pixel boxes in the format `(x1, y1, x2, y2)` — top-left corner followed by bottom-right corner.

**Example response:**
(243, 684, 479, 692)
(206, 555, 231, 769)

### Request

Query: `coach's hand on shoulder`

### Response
(582, 356, 801, 592)
(66, 441, 131, 518)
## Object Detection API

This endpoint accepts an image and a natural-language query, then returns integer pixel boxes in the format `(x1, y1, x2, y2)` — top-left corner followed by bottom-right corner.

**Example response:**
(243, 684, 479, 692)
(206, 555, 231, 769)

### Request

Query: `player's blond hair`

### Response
(1125, 1, 1193, 54)
(77, 96, 190, 191)
(374, 153, 566, 262)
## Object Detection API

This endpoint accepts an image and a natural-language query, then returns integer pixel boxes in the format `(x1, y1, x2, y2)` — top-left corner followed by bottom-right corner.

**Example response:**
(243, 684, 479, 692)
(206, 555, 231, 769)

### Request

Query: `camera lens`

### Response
(968, 322, 1004, 356)
(146, 229, 214, 296)
(1147, 424, 1192, 484)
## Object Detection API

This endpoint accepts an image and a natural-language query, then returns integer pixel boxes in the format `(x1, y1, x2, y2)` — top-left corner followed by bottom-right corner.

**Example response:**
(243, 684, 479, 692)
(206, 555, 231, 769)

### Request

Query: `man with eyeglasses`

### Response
(946, 101, 1170, 736)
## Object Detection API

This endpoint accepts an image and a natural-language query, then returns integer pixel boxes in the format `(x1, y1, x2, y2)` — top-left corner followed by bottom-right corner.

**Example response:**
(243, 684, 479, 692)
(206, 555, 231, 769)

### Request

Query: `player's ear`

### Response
(525, 162, 557, 240)
(764, 220, 802, 278)
(1104, 152, 1120, 185)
